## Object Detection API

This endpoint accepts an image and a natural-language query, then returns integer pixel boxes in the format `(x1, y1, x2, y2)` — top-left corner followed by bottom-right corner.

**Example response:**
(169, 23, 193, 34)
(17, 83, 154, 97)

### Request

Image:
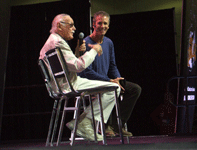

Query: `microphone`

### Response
(79, 32, 84, 56)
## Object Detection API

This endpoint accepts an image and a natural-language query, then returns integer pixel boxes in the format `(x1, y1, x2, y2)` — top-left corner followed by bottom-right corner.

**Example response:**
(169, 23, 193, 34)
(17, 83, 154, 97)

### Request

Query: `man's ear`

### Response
(92, 22, 96, 28)
(57, 22, 62, 31)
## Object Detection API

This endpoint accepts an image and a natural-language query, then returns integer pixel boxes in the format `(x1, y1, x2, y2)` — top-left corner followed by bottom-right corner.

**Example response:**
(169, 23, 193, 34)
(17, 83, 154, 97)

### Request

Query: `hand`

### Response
(110, 77, 125, 91)
(88, 44, 103, 56)
(75, 40, 86, 57)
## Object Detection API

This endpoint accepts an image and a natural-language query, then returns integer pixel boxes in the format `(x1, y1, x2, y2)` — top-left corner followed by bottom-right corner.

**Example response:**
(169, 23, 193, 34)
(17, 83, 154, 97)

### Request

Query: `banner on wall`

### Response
(178, 0, 197, 133)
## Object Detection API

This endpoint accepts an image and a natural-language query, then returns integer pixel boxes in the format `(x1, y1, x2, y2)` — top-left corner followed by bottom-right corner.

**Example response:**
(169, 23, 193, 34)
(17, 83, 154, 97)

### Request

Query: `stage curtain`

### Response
(2, 0, 90, 140)
(106, 8, 176, 136)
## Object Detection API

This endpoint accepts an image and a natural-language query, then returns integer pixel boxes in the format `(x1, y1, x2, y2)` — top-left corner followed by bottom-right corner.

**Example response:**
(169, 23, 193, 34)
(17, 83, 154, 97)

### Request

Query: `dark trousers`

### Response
(108, 81, 141, 129)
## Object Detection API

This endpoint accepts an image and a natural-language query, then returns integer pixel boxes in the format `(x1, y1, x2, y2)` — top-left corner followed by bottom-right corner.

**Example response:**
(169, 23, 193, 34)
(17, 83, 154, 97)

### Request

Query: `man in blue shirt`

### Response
(79, 11, 141, 136)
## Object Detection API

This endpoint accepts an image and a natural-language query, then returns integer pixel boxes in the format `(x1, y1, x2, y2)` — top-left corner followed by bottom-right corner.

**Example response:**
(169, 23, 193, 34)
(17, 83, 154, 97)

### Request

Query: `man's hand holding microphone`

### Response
(75, 32, 102, 57)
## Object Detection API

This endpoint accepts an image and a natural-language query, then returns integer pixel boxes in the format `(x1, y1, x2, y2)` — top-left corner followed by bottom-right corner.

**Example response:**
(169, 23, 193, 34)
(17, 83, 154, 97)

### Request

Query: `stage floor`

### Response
(1, 135, 197, 150)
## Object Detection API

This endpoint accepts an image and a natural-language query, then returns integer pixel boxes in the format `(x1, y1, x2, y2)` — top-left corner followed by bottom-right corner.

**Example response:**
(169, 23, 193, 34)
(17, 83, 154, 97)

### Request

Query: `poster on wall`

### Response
(178, 0, 197, 133)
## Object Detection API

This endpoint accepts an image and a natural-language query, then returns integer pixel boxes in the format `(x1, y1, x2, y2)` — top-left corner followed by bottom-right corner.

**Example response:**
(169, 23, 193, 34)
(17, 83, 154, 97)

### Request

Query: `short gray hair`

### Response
(50, 14, 70, 33)
(93, 11, 110, 24)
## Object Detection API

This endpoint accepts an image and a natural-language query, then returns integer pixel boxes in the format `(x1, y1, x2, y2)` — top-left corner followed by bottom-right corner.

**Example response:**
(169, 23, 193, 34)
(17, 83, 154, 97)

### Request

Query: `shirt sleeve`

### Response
(57, 39, 97, 73)
(78, 36, 121, 81)
(78, 37, 110, 81)
(82, 64, 111, 81)
(108, 42, 121, 79)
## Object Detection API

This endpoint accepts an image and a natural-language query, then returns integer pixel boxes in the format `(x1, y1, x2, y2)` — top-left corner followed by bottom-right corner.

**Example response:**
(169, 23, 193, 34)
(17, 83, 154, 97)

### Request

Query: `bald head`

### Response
(50, 14, 70, 33)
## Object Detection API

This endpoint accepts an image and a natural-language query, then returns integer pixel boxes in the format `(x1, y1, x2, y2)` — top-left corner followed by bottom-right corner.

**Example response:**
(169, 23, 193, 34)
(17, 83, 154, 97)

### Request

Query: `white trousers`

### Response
(74, 76, 121, 123)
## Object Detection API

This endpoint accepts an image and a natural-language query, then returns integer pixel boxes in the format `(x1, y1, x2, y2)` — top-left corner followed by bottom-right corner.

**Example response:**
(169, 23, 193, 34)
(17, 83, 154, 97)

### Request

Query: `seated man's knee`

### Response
(136, 84, 142, 95)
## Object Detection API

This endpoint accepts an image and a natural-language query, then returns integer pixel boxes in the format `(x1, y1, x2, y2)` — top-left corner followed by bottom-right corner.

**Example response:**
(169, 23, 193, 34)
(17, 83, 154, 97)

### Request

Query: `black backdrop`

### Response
(2, 0, 90, 141)
(107, 8, 177, 136)
(2, 1, 177, 141)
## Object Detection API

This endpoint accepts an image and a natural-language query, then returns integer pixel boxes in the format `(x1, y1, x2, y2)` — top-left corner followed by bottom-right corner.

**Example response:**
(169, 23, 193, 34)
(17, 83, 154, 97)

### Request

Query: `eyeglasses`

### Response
(60, 21, 75, 28)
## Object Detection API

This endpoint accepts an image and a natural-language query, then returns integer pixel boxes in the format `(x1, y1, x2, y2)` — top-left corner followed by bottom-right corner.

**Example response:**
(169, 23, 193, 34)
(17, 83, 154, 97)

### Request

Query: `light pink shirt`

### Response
(39, 33, 97, 93)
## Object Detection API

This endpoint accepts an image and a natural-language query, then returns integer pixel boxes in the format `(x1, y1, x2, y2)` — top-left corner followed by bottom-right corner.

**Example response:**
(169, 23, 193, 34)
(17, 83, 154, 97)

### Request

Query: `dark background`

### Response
(107, 9, 177, 136)
(2, 0, 178, 141)
(0, 0, 10, 141)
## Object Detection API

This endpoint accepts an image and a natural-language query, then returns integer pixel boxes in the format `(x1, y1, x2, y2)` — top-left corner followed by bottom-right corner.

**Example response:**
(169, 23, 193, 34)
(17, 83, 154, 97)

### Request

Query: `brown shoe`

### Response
(105, 125, 116, 137)
(114, 127, 133, 137)
(122, 128, 133, 136)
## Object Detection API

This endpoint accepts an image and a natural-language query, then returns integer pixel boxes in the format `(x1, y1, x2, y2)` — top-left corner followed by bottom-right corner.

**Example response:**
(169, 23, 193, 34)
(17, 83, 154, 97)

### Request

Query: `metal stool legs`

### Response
(69, 95, 99, 144)
(114, 90, 124, 144)
(57, 97, 81, 146)
(45, 97, 64, 147)
(46, 100, 58, 146)
(97, 93, 107, 145)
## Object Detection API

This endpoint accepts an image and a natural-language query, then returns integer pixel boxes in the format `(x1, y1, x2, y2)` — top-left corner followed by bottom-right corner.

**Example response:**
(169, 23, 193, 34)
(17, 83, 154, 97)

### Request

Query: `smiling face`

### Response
(93, 15, 110, 36)
(57, 15, 76, 41)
